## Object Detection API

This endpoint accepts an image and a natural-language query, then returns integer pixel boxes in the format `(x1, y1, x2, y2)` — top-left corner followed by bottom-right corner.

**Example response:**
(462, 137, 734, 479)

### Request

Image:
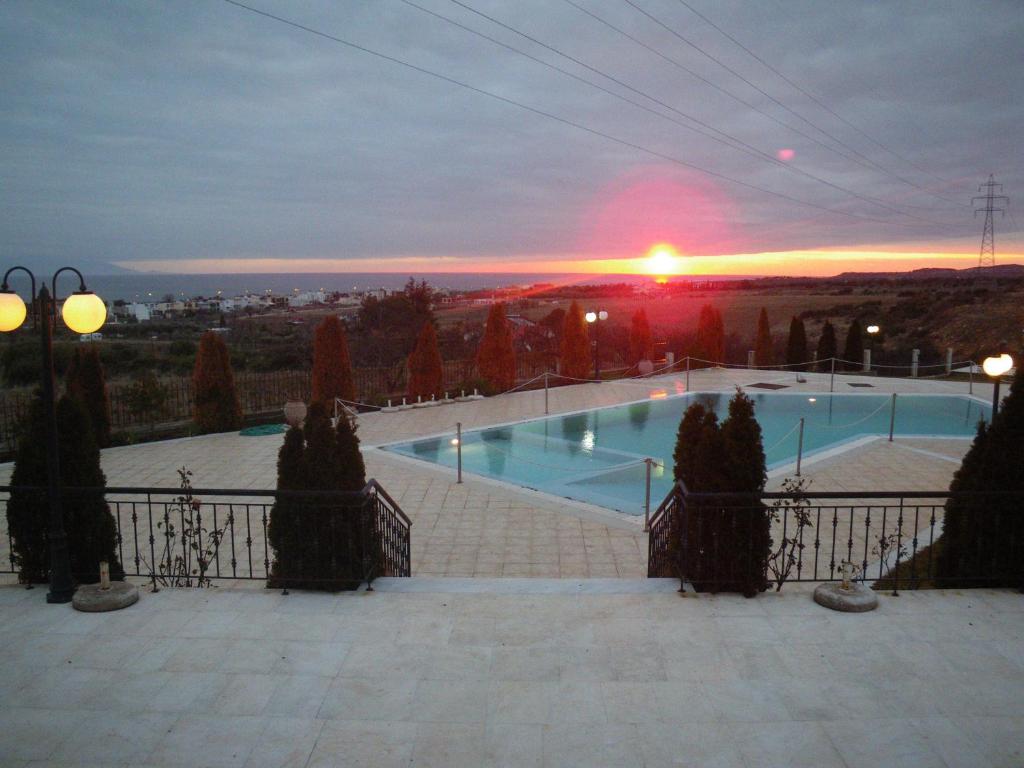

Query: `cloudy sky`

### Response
(2, 0, 1021, 276)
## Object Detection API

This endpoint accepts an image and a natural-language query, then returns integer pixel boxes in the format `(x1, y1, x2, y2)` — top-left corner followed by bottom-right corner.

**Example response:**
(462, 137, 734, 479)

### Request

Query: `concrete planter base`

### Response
(72, 582, 140, 612)
(813, 582, 878, 612)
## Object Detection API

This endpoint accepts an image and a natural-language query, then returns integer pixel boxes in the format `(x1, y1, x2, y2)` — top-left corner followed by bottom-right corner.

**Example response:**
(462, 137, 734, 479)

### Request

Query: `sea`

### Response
(68, 272, 744, 302)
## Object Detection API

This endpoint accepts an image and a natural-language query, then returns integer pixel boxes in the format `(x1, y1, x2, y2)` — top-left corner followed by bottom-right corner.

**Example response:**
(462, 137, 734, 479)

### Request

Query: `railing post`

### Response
(863, 348, 871, 373)
(544, 372, 549, 415)
(888, 393, 897, 442)
(830, 357, 835, 392)
(945, 348, 953, 376)
(456, 422, 463, 484)
(643, 458, 653, 531)
(969, 362, 974, 394)
(911, 349, 920, 378)
(747, 350, 755, 369)
(795, 418, 805, 476)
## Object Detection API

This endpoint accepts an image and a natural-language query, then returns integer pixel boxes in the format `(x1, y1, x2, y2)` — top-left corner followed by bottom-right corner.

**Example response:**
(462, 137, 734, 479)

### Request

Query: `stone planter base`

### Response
(72, 582, 140, 612)
(813, 582, 878, 612)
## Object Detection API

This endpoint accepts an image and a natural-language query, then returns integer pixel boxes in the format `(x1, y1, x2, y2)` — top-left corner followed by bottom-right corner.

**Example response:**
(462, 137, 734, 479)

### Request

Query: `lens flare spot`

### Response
(777, 148, 795, 162)
(645, 243, 681, 276)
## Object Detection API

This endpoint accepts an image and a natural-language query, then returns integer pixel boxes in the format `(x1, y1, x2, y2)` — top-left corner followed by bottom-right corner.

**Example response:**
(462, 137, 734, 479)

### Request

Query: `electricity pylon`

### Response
(972, 175, 1009, 269)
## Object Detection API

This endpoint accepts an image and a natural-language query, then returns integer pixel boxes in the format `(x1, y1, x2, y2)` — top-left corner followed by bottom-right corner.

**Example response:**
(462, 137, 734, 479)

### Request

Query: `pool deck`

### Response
(0, 368, 987, 579)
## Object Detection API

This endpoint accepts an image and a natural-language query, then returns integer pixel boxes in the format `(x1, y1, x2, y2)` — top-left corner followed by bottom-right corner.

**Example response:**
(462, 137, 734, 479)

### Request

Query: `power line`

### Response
(619, 0, 965, 208)
(561, 0, 963, 214)
(421, 0, 952, 226)
(674, 0, 961, 192)
(218, 0, 943, 228)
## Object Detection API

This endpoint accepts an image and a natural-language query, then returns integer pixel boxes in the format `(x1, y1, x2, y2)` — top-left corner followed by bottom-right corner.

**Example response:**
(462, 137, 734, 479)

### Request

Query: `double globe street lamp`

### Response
(0, 267, 107, 603)
(585, 310, 608, 380)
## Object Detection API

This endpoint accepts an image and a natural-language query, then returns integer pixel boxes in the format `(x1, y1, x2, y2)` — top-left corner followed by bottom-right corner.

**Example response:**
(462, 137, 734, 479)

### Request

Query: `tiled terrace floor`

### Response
(1, 580, 1022, 767)
(0, 368, 981, 579)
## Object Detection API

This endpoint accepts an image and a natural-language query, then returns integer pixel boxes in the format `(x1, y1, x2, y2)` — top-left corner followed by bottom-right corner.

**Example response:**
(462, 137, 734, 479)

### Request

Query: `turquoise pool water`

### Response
(383, 392, 989, 515)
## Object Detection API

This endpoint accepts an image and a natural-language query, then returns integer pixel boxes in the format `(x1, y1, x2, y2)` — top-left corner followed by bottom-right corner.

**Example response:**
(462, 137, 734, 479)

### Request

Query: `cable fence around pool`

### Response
(0, 482, 411, 589)
(648, 483, 1023, 593)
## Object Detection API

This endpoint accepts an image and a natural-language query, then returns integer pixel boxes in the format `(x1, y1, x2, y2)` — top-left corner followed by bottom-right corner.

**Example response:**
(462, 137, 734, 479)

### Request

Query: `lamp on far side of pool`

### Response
(982, 353, 1014, 418)
(585, 310, 608, 381)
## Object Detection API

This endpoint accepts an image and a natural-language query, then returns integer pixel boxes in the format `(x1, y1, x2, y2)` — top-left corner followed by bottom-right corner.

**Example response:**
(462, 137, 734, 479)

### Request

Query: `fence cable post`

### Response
(544, 372, 549, 415)
(969, 362, 974, 395)
(456, 422, 462, 484)
(796, 418, 805, 477)
(643, 458, 653, 531)
(888, 393, 897, 442)
(685, 356, 690, 391)
(830, 357, 835, 393)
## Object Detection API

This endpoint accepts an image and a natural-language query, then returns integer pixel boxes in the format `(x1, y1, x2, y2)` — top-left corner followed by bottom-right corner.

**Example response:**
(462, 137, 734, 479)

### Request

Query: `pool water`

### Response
(383, 392, 989, 515)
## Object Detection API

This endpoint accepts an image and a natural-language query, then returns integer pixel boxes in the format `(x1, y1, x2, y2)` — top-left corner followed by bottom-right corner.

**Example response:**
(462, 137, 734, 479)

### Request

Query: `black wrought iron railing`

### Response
(648, 481, 1023, 593)
(0, 481, 411, 589)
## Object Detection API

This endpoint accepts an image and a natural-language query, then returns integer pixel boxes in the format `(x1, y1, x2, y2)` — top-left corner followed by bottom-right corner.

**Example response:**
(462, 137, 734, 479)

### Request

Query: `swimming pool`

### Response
(382, 392, 989, 515)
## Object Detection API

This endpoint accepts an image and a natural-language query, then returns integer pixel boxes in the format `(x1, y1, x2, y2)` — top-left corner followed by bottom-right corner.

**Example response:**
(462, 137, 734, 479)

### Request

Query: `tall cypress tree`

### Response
(842, 320, 864, 371)
(192, 331, 241, 433)
(66, 344, 111, 447)
(754, 308, 773, 368)
(407, 321, 444, 401)
(7, 394, 122, 584)
(695, 305, 725, 365)
(816, 320, 837, 371)
(785, 316, 808, 371)
(312, 315, 356, 405)
(629, 309, 653, 366)
(559, 300, 591, 380)
(477, 302, 516, 393)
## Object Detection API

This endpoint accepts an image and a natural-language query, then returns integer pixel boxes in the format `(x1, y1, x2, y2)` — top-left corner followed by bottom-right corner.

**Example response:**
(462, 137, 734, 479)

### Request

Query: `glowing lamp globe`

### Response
(982, 354, 1013, 378)
(866, 325, 880, 334)
(61, 291, 106, 334)
(0, 290, 27, 332)
(585, 311, 597, 323)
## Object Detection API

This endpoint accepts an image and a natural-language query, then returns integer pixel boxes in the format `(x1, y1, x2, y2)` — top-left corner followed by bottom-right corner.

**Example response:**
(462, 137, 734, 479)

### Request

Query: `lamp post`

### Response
(585, 310, 607, 380)
(864, 325, 880, 373)
(982, 354, 1014, 418)
(0, 267, 107, 603)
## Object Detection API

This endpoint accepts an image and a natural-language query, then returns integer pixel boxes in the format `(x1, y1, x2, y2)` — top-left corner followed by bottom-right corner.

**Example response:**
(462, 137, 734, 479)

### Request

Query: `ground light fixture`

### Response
(982, 354, 1014, 417)
(0, 266, 108, 603)
(585, 310, 608, 380)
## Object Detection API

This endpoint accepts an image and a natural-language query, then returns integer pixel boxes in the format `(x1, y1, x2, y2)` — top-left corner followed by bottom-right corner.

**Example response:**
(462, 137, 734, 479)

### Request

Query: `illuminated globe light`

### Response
(0, 290, 28, 332)
(645, 243, 680, 277)
(866, 325, 880, 334)
(982, 354, 1013, 378)
(61, 291, 107, 334)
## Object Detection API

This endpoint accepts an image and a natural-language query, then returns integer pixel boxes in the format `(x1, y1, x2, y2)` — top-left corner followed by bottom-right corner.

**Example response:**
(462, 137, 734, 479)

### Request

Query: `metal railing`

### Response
(648, 481, 1022, 593)
(0, 480, 411, 589)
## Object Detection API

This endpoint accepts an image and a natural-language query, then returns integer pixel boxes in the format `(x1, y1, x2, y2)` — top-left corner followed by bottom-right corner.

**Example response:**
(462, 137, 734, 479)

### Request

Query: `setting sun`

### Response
(645, 243, 681, 277)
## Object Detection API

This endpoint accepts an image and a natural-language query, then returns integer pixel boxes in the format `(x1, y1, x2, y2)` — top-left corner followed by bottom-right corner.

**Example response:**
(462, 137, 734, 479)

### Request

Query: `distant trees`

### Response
(938, 368, 1024, 587)
(354, 278, 434, 367)
(7, 393, 123, 585)
(192, 330, 241, 434)
(672, 390, 769, 596)
(407, 321, 444, 401)
(629, 309, 653, 366)
(695, 304, 725, 364)
(126, 370, 167, 435)
(476, 302, 516, 393)
(559, 300, 591, 380)
(311, 315, 356, 405)
(842, 320, 864, 371)
(816, 320, 837, 370)
(268, 401, 375, 591)
(754, 308, 773, 368)
(65, 344, 111, 447)
(785, 317, 808, 371)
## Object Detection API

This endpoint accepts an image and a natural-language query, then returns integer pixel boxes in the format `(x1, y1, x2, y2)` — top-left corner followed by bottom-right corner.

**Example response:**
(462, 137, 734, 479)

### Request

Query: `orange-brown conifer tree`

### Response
(560, 300, 591, 380)
(629, 308, 653, 366)
(407, 321, 444, 400)
(312, 315, 356, 405)
(192, 330, 242, 434)
(476, 302, 516, 393)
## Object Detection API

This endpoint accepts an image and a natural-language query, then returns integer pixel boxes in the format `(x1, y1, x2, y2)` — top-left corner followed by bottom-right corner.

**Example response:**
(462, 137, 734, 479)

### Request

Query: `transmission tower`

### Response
(972, 174, 1009, 269)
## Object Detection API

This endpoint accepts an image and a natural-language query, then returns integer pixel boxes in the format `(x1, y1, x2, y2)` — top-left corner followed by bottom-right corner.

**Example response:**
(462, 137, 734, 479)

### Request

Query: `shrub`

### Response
(695, 304, 725, 364)
(754, 307, 773, 368)
(192, 331, 241, 434)
(842, 319, 864, 371)
(477, 303, 516, 392)
(629, 309, 653, 366)
(785, 316, 808, 371)
(559, 300, 590, 380)
(65, 344, 112, 447)
(407, 321, 444, 401)
(7, 393, 123, 585)
(126, 370, 167, 433)
(267, 401, 377, 591)
(937, 368, 1024, 587)
(815, 320, 837, 370)
(312, 315, 356, 405)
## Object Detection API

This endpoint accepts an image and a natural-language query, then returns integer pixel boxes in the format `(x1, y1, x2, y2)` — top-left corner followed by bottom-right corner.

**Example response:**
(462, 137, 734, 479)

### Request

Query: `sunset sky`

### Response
(2, 1, 1021, 278)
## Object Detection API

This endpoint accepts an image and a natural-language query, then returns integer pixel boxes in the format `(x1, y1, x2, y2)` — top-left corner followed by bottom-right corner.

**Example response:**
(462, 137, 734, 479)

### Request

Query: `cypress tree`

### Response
(559, 300, 591, 380)
(407, 321, 444, 401)
(312, 315, 356, 405)
(66, 344, 111, 447)
(267, 425, 306, 589)
(629, 309, 653, 366)
(785, 316, 808, 371)
(842, 320, 864, 371)
(816, 320, 837, 371)
(695, 305, 725, 365)
(477, 302, 516, 393)
(753, 308, 773, 368)
(192, 331, 241, 434)
(7, 394, 122, 584)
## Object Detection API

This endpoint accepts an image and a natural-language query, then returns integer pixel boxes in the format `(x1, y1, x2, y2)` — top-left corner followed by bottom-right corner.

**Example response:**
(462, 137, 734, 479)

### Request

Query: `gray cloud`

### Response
(1, 0, 1021, 273)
